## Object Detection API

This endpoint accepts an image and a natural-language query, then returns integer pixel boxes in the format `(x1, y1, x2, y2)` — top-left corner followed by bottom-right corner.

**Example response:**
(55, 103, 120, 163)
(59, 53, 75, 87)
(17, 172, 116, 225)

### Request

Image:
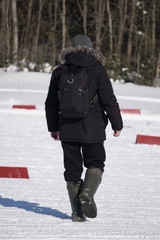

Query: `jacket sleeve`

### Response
(97, 66, 123, 131)
(45, 68, 60, 132)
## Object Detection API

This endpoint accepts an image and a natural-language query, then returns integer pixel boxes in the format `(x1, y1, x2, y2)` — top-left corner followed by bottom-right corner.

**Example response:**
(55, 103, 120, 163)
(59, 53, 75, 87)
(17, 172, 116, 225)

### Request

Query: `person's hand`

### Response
(50, 131, 60, 140)
(113, 130, 121, 137)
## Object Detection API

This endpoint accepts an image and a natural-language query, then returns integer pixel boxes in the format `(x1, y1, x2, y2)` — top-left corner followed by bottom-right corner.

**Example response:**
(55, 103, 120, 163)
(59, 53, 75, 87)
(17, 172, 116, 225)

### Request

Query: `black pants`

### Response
(61, 141, 106, 182)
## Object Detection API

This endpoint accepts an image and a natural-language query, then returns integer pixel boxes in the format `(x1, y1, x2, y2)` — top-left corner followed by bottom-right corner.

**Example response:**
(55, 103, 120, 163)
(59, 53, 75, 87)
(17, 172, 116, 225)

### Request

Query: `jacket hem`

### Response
(60, 138, 106, 143)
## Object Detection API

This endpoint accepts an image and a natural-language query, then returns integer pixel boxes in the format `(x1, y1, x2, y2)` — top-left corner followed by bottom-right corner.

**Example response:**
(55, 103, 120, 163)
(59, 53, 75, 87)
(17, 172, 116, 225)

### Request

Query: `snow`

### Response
(5, 65, 20, 72)
(0, 72, 160, 239)
(137, 31, 144, 36)
(1, 61, 52, 73)
(143, 10, 148, 15)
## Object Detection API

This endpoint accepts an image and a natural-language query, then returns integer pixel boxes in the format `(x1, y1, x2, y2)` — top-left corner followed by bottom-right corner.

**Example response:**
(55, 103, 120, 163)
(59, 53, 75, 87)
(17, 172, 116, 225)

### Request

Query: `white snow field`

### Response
(0, 71, 160, 240)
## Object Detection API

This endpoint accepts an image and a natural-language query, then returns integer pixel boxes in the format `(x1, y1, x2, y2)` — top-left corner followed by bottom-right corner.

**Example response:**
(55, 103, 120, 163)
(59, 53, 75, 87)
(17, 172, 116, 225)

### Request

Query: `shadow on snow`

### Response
(0, 195, 70, 220)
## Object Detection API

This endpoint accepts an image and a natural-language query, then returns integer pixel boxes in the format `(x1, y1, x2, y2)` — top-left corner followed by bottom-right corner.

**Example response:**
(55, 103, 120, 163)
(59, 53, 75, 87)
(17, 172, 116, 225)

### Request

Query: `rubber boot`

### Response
(67, 180, 85, 222)
(79, 168, 102, 218)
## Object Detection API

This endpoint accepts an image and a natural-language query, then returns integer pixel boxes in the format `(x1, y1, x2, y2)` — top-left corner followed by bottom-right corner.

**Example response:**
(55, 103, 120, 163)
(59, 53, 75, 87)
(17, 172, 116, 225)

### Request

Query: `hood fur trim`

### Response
(58, 46, 106, 66)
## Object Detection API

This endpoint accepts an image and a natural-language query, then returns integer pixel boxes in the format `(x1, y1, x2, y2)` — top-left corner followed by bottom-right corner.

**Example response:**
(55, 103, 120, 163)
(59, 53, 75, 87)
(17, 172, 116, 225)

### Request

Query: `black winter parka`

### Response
(45, 46, 123, 143)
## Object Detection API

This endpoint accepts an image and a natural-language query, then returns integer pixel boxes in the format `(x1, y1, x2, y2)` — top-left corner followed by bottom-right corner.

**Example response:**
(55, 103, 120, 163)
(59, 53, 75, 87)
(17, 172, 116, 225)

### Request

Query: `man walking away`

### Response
(45, 34, 123, 222)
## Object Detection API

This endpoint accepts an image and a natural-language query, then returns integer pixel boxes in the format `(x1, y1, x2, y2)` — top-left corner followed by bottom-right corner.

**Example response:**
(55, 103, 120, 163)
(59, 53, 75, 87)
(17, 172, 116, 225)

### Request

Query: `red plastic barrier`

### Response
(121, 109, 141, 114)
(13, 105, 36, 110)
(136, 135, 160, 146)
(0, 167, 29, 179)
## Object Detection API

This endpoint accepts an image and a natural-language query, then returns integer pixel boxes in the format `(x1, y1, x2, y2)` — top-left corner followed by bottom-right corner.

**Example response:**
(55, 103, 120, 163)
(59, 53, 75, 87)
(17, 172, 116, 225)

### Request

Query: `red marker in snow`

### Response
(136, 135, 160, 145)
(13, 105, 36, 110)
(0, 167, 29, 179)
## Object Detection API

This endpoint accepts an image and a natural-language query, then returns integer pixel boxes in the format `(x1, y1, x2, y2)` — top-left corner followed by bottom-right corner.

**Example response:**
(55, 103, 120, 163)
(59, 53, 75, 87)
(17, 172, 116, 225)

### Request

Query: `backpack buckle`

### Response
(67, 79, 74, 84)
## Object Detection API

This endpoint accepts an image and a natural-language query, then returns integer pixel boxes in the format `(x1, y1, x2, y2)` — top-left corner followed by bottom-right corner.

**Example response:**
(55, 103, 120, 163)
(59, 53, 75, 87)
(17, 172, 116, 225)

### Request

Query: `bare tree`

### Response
(48, 0, 58, 66)
(76, 0, 88, 35)
(127, 0, 136, 64)
(152, 0, 156, 59)
(155, 52, 160, 87)
(0, 0, 10, 65)
(53, 0, 58, 66)
(23, 0, 33, 61)
(117, 0, 127, 59)
(137, 33, 145, 83)
(32, 0, 44, 62)
(95, 0, 105, 50)
(62, 0, 66, 49)
(106, 0, 113, 60)
(142, 0, 148, 57)
(12, 0, 18, 63)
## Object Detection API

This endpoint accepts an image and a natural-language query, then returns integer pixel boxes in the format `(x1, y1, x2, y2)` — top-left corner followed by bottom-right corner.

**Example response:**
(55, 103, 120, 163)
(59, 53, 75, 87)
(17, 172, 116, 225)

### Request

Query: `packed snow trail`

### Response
(0, 72, 160, 239)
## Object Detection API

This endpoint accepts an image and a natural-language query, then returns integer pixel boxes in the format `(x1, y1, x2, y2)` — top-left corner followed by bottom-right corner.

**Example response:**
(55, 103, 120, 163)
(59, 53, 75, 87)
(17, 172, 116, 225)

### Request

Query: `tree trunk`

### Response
(53, 0, 58, 66)
(0, 0, 10, 65)
(83, 0, 87, 35)
(117, 0, 127, 60)
(32, 0, 44, 62)
(12, 0, 18, 63)
(62, 0, 66, 49)
(127, 0, 136, 64)
(142, 0, 148, 57)
(23, 0, 33, 61)
(137, 34, 145, 84)
(5, 0, 10, 62)
(76, 0, 87, 35)
(155, 53, 160, 87)
(95, 0, 105, 50)
(106, 0, 113, 60)
(152, 0, 156, 59)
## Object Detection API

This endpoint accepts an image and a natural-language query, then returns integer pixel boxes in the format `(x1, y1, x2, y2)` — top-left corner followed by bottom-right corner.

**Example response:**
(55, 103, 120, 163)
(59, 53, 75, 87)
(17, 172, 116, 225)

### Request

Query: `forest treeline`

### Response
(0, 0, 160, 86)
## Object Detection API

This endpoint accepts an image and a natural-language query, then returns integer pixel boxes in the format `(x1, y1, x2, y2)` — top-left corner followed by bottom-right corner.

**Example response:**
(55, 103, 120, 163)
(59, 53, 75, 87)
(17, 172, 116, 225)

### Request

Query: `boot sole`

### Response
(72, 214, 85, 222)
(79, 193, 97, 218)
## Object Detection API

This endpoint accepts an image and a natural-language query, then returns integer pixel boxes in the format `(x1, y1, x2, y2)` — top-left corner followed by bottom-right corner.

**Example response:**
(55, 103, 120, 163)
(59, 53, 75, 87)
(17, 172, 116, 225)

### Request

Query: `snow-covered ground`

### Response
(0, 71, 160, 240)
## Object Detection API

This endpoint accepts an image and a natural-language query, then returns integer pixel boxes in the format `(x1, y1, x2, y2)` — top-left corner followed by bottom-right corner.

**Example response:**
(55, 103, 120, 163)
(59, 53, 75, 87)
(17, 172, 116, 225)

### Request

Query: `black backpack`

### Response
(58, 64, 98, 119)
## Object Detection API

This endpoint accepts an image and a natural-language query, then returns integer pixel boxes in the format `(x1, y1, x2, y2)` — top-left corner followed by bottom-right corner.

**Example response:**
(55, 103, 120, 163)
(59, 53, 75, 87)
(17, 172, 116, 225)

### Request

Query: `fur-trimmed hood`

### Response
(58, 46, 106, 67)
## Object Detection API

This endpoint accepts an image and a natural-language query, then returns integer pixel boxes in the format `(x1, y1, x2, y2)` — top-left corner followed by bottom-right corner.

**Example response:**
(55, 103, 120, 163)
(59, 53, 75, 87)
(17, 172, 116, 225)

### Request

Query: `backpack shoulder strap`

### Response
(85, 62, 100, 70)
(59, 64, 68, 70)
(85, 62, 100, 107)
